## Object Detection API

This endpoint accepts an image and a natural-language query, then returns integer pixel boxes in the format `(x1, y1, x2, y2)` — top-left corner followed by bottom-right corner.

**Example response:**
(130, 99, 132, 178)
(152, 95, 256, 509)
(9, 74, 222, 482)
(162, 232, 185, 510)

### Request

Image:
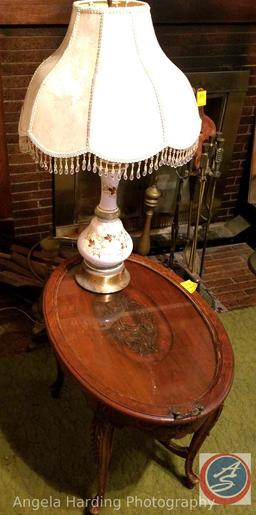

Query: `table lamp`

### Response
(19, 0, 201, 293)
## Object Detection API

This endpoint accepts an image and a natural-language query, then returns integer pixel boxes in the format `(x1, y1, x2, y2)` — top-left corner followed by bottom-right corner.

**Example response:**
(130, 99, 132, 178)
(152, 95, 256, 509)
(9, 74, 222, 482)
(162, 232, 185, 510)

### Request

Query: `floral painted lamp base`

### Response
(76, 170, 133, 293)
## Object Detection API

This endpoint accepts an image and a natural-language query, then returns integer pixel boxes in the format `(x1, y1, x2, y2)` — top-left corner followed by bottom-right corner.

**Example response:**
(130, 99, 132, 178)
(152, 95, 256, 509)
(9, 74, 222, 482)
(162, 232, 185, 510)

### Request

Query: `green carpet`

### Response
(0, 307, 255, 515)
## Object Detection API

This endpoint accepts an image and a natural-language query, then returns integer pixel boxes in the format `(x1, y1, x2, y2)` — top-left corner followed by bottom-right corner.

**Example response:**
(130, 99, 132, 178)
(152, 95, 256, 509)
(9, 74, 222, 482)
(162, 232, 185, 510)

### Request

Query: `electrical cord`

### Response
(0, 307, 45, 325)
(26, 237, 76, 284)
(27, 241, 45, 284)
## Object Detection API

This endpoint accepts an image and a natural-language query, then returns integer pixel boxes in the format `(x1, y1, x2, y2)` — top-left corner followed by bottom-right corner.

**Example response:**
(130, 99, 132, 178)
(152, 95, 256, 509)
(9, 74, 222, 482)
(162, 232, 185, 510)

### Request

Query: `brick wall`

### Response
(0, 27, 65, 242)
(218, 99, 255, 221)
(0, 23, 255, 241)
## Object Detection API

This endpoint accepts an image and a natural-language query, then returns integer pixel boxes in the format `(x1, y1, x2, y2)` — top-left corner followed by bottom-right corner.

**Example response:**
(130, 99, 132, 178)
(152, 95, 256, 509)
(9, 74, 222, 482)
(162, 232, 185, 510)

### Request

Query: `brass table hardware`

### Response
(171, 404, 204, 420)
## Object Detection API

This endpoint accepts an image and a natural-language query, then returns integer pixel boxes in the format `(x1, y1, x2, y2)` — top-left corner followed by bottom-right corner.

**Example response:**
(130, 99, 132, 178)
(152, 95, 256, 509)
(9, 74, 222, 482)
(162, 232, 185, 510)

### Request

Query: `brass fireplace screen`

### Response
(54, 70, 249, 238)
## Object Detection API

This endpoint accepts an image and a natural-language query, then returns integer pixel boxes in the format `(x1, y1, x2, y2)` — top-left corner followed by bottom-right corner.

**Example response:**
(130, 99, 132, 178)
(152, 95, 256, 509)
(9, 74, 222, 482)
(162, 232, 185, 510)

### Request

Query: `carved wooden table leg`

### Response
(185, 405, 223, 488)
(51, 357, 64, 398)
(89, 404, 114, 515)
(159, 439, 189, 459)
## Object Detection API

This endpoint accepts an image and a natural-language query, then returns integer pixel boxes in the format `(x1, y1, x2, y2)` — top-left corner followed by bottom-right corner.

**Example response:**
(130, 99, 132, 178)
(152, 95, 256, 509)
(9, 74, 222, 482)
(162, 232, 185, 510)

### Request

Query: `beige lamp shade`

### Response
(19, 0, 201, 178)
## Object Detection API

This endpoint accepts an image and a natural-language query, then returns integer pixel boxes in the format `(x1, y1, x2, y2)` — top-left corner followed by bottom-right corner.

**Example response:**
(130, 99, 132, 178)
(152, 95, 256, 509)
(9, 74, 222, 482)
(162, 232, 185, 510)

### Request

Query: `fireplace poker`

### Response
(183, 160, 197, 268)
(189, 145, 209, 273)
(169, 165, 188, 268)
(200, 135, 225, 277)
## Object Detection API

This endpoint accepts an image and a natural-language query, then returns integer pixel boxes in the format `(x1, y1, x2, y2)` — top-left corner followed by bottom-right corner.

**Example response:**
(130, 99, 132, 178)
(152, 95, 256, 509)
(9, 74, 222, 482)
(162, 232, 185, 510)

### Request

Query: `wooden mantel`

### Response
(0, 0, 255, 25)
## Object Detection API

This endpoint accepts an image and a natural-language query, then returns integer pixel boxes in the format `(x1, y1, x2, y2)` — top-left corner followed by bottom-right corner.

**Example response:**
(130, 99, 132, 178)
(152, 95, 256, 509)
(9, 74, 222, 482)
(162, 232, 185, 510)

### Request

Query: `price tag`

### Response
(197, 89, 207, 107)
(180, 279, 198, 294)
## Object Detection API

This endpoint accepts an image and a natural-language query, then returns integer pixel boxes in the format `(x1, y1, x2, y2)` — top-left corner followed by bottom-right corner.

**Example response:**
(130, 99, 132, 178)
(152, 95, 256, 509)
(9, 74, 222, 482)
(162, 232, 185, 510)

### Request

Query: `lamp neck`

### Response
(95, 173, 121, 220)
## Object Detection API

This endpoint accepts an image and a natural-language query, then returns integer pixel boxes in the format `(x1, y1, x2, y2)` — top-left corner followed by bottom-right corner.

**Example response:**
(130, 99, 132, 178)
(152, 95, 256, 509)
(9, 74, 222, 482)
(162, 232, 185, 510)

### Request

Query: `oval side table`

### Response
(43, 254, 234, 514)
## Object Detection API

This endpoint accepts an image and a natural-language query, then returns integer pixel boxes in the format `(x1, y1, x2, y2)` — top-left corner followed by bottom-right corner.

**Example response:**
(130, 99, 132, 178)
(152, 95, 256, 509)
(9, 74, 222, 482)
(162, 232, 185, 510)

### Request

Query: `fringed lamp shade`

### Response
(19, 0, 201, 179)
(19, 0, 201, 294)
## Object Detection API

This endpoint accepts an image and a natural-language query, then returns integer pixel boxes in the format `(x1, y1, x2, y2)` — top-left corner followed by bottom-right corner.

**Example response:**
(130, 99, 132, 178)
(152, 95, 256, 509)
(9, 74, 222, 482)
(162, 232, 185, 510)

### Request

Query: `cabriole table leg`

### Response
(89, 404, 114, 515)
(185, 405, 224, 488)
(50, 357, 64, 399)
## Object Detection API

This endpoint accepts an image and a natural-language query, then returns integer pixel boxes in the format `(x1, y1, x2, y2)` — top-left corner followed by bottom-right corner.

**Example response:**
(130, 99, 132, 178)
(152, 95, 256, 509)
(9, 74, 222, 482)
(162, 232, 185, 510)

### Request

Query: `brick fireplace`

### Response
(0, 2, 255, 242)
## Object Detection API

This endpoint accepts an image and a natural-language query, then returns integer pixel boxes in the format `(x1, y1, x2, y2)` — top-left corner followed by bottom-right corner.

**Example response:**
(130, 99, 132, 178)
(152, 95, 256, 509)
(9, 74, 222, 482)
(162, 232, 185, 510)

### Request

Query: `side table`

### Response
(43, 254, 234, 514)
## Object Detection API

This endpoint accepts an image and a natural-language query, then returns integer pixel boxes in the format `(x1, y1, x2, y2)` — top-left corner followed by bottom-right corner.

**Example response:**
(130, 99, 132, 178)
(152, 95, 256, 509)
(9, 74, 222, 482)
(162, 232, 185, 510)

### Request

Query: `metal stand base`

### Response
(75, 261, 130, 294)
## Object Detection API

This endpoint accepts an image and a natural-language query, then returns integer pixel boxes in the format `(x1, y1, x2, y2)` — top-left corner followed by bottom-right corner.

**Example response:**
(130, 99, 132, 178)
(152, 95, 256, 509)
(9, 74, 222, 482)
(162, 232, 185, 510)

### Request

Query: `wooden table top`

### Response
(43, 254, 234, 425)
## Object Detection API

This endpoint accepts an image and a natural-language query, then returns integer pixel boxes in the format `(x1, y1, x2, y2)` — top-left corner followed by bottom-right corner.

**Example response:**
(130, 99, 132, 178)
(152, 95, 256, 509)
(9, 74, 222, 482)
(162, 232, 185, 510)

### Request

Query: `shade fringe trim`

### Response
(21, 137, 198, 179)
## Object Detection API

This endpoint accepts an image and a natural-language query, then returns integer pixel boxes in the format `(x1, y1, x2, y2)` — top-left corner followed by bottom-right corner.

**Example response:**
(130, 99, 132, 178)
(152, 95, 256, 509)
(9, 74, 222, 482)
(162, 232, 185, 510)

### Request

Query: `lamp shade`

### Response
(19, 0, 201, 179)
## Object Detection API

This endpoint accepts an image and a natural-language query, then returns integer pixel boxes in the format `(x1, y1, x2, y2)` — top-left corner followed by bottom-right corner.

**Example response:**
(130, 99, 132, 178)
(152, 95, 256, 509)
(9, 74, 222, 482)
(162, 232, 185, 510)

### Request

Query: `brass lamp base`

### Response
(75, 261, 130, 294)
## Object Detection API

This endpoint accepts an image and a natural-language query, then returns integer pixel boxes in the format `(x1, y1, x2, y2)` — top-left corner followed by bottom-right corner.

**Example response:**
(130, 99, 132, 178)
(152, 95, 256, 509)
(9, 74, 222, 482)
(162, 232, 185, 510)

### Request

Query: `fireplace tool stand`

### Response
(138, 132, 225, 287)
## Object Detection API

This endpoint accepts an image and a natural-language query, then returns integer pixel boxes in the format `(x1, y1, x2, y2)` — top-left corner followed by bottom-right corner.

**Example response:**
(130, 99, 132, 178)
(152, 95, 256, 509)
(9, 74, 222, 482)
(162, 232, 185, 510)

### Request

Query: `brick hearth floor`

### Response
(201, 243, 256, 310)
